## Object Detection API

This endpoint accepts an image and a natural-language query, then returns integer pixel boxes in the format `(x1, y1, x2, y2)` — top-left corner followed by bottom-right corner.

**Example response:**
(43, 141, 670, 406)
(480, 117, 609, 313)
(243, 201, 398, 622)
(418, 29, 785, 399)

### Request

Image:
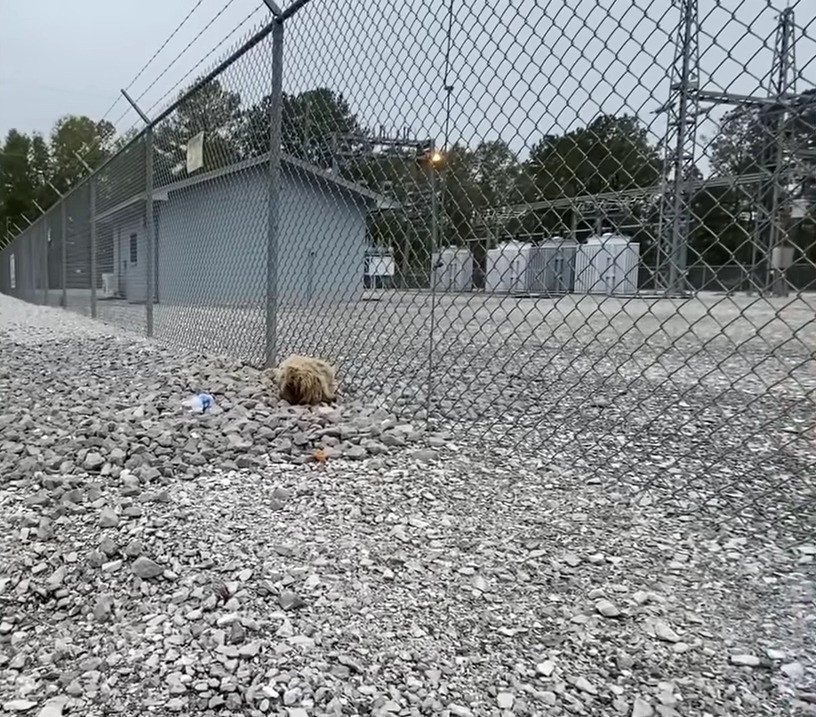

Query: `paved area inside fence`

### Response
(0, 292, 814, 715)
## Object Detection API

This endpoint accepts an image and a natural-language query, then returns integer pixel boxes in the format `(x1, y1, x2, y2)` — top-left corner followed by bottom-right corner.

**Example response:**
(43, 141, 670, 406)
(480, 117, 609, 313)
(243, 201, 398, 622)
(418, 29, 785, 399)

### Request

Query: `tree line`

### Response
(1, 79, 813, 270)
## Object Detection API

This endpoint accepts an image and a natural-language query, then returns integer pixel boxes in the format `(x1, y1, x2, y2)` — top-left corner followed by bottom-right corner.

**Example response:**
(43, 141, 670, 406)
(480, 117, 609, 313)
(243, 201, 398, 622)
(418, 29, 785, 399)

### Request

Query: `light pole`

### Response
(423, 143, 444, 416)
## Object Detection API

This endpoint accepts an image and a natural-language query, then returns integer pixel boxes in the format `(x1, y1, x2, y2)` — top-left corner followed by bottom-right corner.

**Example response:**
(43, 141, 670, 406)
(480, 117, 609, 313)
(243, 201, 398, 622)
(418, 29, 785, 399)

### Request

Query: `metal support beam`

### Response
(265, 18, 284, 367)
(427, 141, 440, 416)
(121, 89, 151, 125)
(656, 0, 699, 297)
(61, 200, 67, 308)
(145, 128, 155, 337)
(72, 150, 93, 173)
(90, 178, 97, 318)
(39, 176, 61, 306)
(261, 0, 282, 16)
(752, 7, 797, 296)
(28, 225, 35, 301)
(500, 174, 766, 218)
(42, 217, 49, 306)
(120, 90, 155, 334)
(695, 89, 804, 107)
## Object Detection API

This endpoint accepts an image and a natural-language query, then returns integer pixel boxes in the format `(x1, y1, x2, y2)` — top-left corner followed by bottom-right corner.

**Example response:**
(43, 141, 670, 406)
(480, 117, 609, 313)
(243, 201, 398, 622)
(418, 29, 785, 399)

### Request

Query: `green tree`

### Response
(792, 90, 816, 262)
(241, 87, 362, 166)
(708, 90, 816, 178)
(0, 131, 41, 243)
(438, 143, 482, 243)
(50, 115, 115, 193)
(283, 88, 361, 167)
(153, 79, 242, 185)
(707, 107, 775, 178)
(513, 114, 662, 239)
(524, 114, 662, 199)
(470, 139, 521, 208)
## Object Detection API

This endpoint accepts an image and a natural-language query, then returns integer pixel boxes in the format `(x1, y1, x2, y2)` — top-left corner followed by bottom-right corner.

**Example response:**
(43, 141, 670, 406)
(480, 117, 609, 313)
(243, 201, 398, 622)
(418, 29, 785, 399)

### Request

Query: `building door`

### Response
(119, 228, 147, 303)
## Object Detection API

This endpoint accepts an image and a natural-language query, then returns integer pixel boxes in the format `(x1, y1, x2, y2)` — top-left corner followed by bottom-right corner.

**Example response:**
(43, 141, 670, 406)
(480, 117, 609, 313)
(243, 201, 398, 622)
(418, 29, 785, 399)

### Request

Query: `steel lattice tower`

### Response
(752, 7, 797, 293)
(655, 0, 701, 296)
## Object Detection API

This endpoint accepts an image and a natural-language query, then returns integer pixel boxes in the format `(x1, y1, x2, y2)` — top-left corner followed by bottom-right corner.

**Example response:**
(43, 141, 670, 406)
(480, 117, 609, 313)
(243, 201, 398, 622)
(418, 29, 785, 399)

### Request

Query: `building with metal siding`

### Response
(98, 153, 393, 306)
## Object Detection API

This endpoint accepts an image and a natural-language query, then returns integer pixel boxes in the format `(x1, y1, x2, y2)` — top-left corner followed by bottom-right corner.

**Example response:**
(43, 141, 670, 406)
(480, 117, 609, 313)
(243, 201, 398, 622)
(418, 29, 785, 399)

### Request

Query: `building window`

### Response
(129, 234, 138, 264)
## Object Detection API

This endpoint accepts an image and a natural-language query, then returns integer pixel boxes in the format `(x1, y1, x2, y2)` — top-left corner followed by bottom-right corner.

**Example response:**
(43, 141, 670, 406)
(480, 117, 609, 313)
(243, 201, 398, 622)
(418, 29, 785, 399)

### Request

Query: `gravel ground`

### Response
(0, 294, 814, 717)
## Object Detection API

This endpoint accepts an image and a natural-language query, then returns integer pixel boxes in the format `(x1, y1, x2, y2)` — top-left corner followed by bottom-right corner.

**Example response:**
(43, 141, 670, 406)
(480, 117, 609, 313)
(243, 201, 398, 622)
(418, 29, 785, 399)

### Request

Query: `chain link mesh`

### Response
(93, 134, 149, 332)
(1, 0, 814, 534)
(148, 23, 274, 363)
(63, 182, 92, 316)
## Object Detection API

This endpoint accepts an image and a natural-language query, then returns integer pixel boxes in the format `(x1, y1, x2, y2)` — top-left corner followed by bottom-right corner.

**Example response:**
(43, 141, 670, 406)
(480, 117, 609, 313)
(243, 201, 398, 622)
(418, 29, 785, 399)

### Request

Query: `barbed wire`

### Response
(111, 0, 243, 128)
(94, 0, 209, 128)
(80, 2, 262, 177)
(144, 5, 267, 118)
(126, 0, 210, 95)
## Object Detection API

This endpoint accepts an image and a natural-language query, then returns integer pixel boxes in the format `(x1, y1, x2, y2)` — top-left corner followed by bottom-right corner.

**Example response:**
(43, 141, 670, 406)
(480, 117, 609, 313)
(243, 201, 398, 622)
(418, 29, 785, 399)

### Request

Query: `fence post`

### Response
(61, 200, 68, 308)
(90, 179, 97, 318)
(28, 227, 35, 303)
(145, 128, 155, 337)
(119, 90, 155, 336)
(265, 17, 284, 368)
(42, 217, 49, 306)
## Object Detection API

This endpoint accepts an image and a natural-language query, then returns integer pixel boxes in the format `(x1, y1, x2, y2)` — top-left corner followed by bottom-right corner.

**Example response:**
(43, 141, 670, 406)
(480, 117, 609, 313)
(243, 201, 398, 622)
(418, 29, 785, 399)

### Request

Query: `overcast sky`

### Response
(1, 0, 814, 173)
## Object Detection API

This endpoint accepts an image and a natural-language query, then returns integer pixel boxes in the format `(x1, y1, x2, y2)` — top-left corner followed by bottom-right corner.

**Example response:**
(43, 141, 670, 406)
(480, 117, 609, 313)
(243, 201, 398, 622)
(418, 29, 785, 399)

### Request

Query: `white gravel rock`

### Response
(536, 660, 556, 677)
(131, 556, 162, 579)
(0, 295, 813, 717)
(37, 698, 67, 717)
(596, 598, 621, 617)
(99, 505, 119, 528)
(781, 662, 805, 681)
(651, 620, 681, 643)
(632, 698, 655, 717)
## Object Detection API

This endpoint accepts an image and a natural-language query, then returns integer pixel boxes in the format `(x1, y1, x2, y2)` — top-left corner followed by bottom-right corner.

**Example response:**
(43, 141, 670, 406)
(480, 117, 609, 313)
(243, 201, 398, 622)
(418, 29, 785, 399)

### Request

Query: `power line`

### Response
(93, 0, 210, 133)
(87, 0, 247, 170)
(133, 0, 241, 105)
(125, 0, 209, 93)
(145, 4, 265, 117)
(78, 2, 262, 175)
(112, 2, 263, 130)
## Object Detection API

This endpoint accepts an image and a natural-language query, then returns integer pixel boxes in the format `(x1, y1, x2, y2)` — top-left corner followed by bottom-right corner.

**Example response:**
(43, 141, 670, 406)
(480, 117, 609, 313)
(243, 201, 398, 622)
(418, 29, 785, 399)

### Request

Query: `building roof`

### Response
(96, 151, 399, 223)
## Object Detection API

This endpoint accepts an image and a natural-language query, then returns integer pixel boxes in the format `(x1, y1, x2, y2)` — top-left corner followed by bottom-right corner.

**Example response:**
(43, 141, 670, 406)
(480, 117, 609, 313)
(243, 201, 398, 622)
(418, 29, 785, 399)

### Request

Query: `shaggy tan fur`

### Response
(272, 354, 337, 406)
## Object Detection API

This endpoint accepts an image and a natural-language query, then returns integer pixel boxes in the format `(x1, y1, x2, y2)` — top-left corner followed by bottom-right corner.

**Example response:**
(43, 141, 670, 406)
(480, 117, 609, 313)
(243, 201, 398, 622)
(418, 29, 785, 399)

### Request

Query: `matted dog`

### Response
(271, 354, 337, 405)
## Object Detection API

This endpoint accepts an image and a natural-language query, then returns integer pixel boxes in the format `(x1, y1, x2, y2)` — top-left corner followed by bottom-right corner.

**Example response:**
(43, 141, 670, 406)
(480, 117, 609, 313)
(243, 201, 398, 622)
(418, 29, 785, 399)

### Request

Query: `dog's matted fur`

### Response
(272, 354, 337, 405)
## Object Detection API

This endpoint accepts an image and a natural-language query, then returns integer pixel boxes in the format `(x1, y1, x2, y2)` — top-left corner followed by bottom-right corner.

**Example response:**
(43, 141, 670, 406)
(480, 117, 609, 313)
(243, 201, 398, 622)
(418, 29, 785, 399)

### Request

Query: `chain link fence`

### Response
(1, 0, 814, 533)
